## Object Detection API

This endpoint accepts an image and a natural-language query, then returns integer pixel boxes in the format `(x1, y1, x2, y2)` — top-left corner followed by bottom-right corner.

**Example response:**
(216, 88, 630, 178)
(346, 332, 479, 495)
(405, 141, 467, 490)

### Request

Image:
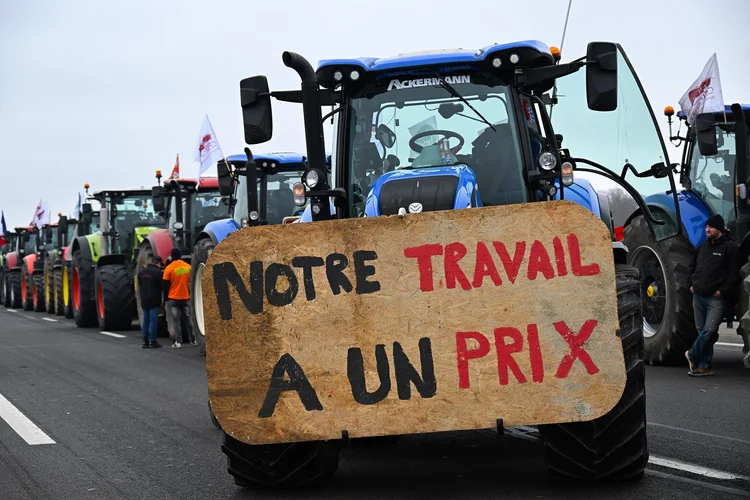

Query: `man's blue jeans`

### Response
(142, 307, 160, 342)
(689, 294, 725, 369)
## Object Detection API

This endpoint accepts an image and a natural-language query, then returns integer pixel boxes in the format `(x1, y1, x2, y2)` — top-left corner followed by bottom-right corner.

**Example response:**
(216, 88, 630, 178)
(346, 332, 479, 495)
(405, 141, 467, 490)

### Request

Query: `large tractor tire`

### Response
(134, 242, 171, 338)
(71, 248, 97, 327)
(222, 433, 342, 488)
(621, 215, 696, 365)
(0, 269, 5, 307)
(538, 264, 648, 481)
(1, 271, 8, 308)
(190, 238, 215, 357)
(95, 264, 134, 331)
(44, 259, 55, 314)
(21, 263, 34, 311)
(735, 259, 750, 360)
(32, 272, 45, 312)
(9, 269, 22, 309)
(53, 267, 65, 316)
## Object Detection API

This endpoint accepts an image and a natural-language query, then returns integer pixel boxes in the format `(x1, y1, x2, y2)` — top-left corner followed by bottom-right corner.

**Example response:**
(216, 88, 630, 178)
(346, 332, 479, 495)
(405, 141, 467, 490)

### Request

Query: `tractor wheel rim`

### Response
(195, 262, 205, 337)
(73, 268, 81, 311)
(63, 268, 69, 307)
(630, 245, 667, 339)
(97, 282, 105, 319)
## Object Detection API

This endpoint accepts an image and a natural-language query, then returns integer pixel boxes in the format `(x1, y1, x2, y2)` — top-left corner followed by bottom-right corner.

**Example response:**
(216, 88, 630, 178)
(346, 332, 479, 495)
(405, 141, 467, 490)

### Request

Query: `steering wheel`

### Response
(409, 129, 465, 154)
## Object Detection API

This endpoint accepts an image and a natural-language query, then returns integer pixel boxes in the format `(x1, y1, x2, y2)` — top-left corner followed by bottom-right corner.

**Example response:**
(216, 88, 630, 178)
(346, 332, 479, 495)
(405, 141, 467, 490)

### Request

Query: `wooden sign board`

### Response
(202, 201, 625, 445)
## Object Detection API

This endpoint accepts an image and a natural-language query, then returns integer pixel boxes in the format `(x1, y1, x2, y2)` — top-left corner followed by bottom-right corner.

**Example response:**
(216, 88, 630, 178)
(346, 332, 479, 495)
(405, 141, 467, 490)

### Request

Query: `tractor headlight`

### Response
(538, 151, 557, 171)
(249, 210, 259, 221)
(561, 162, 574, 186)
(172, 221, 184, 230)
(304, 169, 319, 188)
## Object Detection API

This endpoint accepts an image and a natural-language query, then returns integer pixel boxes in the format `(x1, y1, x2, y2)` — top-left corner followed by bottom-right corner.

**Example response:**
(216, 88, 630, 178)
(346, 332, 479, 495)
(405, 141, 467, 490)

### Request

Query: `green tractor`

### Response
(41, 214, 78, 316)
(70, 189, 164, 330)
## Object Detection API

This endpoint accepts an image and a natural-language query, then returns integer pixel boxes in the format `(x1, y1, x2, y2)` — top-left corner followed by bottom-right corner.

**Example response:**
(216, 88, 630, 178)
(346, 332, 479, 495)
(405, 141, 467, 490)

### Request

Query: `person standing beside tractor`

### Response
(687, 214, 741, 376)
(163, 247, 196, 348)
(137, 255, 164, 349)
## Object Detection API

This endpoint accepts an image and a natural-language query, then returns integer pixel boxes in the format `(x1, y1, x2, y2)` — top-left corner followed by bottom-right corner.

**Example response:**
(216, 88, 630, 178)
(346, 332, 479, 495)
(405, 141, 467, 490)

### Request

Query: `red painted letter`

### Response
(568, 234, 600, 277)
(493, 241, 526, 284)
(527, 240, 555, 281)
(472, 242, 502, 288)
(526, 324, 544, 383)
(404, 244, 443, 291)
(552, 236, 568, 277)
(494, 327, 527, 385)
(445, 242, 471, 290)
(456, 331, 491, 388)
(554, 320, 600, 378)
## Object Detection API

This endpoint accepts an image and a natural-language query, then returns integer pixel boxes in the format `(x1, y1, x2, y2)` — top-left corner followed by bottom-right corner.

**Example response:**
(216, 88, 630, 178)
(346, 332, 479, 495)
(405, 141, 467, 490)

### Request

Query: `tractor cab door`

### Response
(548, 44, 681, 242)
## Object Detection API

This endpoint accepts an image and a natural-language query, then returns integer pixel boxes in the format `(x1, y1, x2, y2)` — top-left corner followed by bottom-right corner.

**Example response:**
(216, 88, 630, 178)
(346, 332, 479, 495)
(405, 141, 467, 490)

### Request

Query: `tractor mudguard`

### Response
(5, 252, 20, 271)
(202, 219, 239, 245)
(72, 234, 101, 265)
(22, 254, 38, 275)
(624, 190, 709, 248)
(97, 254, 128, 268)
(144, 229, 174, 263)
(554, 178, 602, 219)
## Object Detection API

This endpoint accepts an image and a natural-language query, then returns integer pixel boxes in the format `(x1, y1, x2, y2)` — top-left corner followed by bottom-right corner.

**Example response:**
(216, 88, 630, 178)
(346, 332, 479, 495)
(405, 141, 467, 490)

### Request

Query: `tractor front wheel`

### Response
(190, 238, 215, 357)
(45, 260, 55, 314)
(32, 273, 45, 312)
(621, 215, 696, 365)
(72, 249, 97, 327)
(53, 268, 65, 316)
(95, 264, 134, 331)
(9, 270, 22, 308)
(538, 263, 648, 481)
(21, 264, 33, 311)
(222, 433, 341, 488)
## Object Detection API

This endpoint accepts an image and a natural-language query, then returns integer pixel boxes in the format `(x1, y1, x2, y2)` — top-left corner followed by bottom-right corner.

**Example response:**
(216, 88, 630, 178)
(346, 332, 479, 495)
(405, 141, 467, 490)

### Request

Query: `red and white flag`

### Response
(193, 115, 225, 177)
(30, 198, 50, 230)
(169, 153, 180, 180)
(678, 53, 725, 125)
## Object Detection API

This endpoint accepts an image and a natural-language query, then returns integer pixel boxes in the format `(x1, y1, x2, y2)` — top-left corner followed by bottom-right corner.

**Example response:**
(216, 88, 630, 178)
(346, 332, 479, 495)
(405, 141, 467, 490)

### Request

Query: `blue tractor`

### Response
(620, 103, 750, 365)
(190, 152, 311, 357)
(228, 40, 683, 487)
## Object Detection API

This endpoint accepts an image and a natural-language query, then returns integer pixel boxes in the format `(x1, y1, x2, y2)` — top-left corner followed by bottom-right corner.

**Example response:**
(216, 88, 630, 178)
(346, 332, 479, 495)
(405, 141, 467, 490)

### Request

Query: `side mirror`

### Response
(45, 229, 53, 245)
(696, 113, 718, 156)
(376, 124, 397, 149)
(151, 186, 166, 212)
(81, 203, 92, 225)
(58, 217, 68, 248)
(217, 161, 235, 196)
(585, 42, 618, 112)
(240, 75, 273, 144)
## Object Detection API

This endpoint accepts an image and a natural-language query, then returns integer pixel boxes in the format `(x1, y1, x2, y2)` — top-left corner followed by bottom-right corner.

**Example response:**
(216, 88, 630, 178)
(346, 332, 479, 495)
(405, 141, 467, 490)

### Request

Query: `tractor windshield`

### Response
(346, 76, 525, 217)
(107, 193, 163, 254)
(23, 233, 36, 254)
(234, 170, 307, 225)
(688, 126, 738, 226)
(191, 190, 228, 234)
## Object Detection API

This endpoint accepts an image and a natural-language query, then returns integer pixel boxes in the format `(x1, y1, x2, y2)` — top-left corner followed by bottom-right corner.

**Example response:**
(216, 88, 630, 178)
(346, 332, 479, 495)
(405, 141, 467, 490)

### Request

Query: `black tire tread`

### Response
(190, 238, 215, 357)
(97, 264, 134, 331)
(622, 215, 696, 365)
(223, 433, 341, 488)
(54, 268, 65, 316)
(538, 264, 648, 481)
(72, 248, 97, 327)
(10, 270, 22, 309)
(32, 273, 45, 312)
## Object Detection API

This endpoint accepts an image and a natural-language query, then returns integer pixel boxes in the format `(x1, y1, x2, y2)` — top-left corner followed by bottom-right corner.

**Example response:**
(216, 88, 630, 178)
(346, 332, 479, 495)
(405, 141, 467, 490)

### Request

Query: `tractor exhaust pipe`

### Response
(282, 51, 327, 174)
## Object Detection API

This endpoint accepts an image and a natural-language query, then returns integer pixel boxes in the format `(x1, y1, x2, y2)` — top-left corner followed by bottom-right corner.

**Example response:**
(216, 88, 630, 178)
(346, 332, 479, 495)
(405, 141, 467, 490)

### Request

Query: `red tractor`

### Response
(3, 226, 37, 309)
(135, 173, 227, 336)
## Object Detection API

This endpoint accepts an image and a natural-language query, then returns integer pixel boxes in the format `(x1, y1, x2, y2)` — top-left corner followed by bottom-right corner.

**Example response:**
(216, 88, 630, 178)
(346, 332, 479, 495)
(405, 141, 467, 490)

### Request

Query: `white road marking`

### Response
(0, 392, 55, 445)
(715, 342, 743, 348)
(647, 470, 750, 498)
(648, 455, 749, 481)
(648, 422, 750, 445)
(42, 318, 57, 323)
(100, 331, 126, 338)
(6, 309, 18, 313)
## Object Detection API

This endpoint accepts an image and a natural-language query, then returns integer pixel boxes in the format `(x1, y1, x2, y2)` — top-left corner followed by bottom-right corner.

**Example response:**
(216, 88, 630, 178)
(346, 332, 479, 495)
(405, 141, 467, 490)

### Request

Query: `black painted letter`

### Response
(393, 337, 437, 400)
(264, 263, 299, 307)
(347, 344, 391, 405)
(292, 256, 325, 301)
(326, 253, 353, 295)
(353, 250, 381, 295)
(258, 353, 323, 418)
(212, 261, 264, 318)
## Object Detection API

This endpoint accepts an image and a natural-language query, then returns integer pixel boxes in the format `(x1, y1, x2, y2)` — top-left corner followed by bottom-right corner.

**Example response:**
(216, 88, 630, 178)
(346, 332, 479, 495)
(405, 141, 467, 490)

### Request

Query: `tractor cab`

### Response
(151, 176, 228, 252)
(15, 226, 37, 258)
(40, 223, 59, 255)
(92, 189, 164, 260)
(238, 42, 680, 248)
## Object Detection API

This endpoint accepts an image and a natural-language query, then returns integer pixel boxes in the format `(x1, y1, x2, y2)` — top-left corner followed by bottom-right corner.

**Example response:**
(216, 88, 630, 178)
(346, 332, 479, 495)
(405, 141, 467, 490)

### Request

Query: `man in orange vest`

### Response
(163, 247, 196, 348)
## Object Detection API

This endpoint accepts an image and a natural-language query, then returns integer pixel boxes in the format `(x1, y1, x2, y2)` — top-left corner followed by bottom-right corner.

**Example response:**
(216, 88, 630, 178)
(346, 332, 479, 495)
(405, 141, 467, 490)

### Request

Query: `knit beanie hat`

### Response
(705, 214, 725, 232)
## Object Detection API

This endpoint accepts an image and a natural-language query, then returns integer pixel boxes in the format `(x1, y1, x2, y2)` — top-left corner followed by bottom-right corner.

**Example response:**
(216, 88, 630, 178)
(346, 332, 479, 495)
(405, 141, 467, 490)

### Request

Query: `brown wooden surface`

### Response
(202, 201, 626, 445)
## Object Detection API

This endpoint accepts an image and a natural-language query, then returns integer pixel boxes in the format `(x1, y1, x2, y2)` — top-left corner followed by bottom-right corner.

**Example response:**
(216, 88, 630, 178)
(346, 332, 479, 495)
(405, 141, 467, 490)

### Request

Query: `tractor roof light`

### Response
(561, 161, 574, 186)
(333, 70, 344, 82)
(491, 57, 502, 68)
(350, 70, 360, 81)
(509, 53, 520, 64)
(293, 182, 307, 206)
(664, 105, 675, 117)
(550, 46, 561, 61)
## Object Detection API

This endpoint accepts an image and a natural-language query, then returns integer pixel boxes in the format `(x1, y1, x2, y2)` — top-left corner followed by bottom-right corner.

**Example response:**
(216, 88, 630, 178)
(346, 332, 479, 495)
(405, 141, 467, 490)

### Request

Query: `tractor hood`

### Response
(364, 165, 479, 217)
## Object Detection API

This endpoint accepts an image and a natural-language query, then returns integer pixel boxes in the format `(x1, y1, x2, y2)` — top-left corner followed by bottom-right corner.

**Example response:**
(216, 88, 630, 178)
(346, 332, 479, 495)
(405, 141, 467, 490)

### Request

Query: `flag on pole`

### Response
(678, 53, 725, 125)
(193, 115, 225, 178)
(169, 154, 180, 180)
(30, 198, 50, 230)
(0, 211, 7, 247)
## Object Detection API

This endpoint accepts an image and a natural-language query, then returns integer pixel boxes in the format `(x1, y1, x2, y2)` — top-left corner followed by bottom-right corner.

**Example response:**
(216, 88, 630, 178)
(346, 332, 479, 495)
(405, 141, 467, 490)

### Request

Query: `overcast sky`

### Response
(1, 0, 748, 228)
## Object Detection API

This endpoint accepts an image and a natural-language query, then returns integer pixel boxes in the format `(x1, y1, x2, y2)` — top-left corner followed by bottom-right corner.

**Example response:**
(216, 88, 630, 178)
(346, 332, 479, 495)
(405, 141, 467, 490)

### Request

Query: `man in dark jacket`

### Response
(138, 255, 164, 349)
(686, 214, 740, 376)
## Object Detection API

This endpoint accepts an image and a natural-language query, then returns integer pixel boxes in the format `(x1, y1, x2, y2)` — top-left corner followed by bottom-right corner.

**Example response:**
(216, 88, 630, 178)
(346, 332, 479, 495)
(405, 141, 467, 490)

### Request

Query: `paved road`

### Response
(0, 309, 748, 499)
